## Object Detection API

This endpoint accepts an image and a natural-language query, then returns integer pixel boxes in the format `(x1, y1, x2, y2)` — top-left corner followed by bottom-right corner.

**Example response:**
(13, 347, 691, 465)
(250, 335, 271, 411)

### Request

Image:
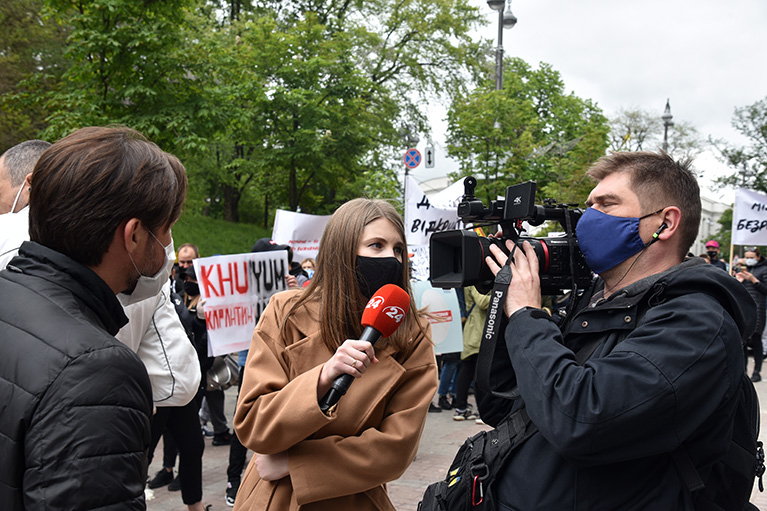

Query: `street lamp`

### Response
(489, 0, 517, 130)
(661, 99, 674, 152)
(488, 0, 517, 92)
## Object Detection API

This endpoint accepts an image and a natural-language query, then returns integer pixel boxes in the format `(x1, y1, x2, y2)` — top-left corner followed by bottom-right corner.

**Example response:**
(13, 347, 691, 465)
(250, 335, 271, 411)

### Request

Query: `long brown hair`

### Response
(281, 198, 428, 356)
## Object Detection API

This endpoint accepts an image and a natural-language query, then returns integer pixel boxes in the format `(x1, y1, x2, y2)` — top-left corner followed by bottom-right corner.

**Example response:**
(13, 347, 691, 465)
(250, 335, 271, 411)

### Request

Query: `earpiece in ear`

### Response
(645, 223, 668, 248)
(653, 223, 668, 239)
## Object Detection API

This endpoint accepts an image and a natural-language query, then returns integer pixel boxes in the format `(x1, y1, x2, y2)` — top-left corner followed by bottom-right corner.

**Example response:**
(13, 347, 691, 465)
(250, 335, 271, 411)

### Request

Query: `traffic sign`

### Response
(425, 146, 435, 168)
(404, 148, 421, 169)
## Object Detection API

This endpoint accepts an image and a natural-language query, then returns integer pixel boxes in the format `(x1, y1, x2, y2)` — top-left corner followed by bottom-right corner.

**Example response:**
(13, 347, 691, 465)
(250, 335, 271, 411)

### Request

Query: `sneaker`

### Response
(201, 424, 215, 437)
(438, 394, 453, 410)
(428, 402, 442, 413)
(225, 480, 240, 507)
(752, 371, 762, 383)
(213, 431, 232, 446)
(453, 406, 477, 421)
(475, 417, 485, 425)
(168, 475, 181, 492)
(147, 468, 174, 489)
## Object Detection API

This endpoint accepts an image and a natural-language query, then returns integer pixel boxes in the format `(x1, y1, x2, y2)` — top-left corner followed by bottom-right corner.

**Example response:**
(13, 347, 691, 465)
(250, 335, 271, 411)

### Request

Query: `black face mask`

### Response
(184, 281, 200, 297)
(707, 250, 718, 259)
(356, 255, 403, 299)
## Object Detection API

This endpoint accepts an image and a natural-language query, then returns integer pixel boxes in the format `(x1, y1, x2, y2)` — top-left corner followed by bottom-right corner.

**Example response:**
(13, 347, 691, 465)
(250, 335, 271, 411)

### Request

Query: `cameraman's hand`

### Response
(486, 240, 542, 317)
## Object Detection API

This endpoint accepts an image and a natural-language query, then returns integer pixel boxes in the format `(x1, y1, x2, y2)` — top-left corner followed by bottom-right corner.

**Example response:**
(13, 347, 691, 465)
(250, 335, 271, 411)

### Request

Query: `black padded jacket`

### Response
(0, 241, 153, 510)
(479, 258, 756, 510)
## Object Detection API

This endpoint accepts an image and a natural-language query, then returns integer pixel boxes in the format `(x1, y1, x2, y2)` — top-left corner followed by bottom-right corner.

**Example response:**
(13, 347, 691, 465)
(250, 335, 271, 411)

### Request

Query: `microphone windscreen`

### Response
(361, 284, 410, 338)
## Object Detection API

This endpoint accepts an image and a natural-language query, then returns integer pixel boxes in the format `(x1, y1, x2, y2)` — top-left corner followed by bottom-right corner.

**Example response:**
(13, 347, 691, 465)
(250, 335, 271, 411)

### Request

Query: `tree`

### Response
(3, 0, 485, 223)
(186, 0, 485, 221)
(608, 107, 704, 159)
(7, 0, 218, 154)
(446, 57, 609, 208)
(714, 97, 767, 193)
(0, 0, 69, 150)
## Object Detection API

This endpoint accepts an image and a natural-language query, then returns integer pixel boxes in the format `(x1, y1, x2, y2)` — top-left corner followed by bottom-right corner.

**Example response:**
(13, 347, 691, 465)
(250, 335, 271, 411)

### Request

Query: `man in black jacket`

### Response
(481, 152, 756, 510)
(0, 126, 187, 510)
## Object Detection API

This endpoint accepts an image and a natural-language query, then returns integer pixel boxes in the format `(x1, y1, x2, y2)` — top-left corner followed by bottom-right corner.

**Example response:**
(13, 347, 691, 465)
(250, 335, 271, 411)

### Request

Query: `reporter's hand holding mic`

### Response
(317, 339, 379, 398)
(318, 283, 411, 413)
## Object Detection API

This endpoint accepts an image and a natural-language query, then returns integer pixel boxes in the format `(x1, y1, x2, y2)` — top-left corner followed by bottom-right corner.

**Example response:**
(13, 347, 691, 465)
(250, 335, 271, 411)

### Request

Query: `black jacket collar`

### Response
(9, 241, 128, 335)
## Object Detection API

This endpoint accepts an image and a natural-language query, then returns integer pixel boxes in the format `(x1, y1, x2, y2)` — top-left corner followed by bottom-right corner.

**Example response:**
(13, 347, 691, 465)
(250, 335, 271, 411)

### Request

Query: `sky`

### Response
(412, 0, 767, 203)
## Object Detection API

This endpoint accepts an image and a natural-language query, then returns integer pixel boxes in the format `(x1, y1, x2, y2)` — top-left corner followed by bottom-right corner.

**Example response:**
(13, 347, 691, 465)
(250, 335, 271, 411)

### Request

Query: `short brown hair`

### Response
(586, 151, 700, 258)
(29, 126, 187, 266)
(283, 198, 428, 356)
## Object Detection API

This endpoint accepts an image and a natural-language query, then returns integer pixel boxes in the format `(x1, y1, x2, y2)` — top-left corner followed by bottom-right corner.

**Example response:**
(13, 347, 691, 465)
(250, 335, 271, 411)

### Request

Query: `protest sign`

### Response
(405, 176, 463, 247)
(195, 251, 289, 356)
(405, 176, 464, 280)
(411, 280, 463, 354)
(272, 209, 332, 262)
(732, 188, 767, 246)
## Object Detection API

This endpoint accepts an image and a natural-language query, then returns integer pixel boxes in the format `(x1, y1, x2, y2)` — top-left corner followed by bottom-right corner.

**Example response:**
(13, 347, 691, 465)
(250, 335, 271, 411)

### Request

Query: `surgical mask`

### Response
(576, 207, 663, 274)
(746, 258, 758, 267)
(7, 183, 24, 214)
(125, 231, 175, 305)
(356, 255, 403, 299)
(304, 268, 315, 279)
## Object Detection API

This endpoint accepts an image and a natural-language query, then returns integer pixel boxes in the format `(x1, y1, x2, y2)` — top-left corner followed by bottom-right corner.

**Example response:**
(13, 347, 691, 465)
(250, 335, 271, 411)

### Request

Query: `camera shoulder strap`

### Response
(476, 255, 520, 400)
(476, 247, 600, 401)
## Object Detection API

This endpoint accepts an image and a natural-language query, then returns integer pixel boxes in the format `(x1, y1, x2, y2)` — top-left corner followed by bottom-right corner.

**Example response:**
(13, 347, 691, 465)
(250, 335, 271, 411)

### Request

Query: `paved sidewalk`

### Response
(145, 373, 767, 511)
(144, 391, 487, 511)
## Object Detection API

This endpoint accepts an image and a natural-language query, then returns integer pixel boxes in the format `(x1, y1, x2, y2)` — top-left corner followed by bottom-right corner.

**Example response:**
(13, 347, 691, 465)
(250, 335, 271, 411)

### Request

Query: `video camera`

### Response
(429, 177, 592, 295)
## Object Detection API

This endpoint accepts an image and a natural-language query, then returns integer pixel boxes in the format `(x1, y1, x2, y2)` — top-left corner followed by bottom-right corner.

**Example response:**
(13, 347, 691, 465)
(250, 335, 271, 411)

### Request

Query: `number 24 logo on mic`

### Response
(384, 306, 406, 323)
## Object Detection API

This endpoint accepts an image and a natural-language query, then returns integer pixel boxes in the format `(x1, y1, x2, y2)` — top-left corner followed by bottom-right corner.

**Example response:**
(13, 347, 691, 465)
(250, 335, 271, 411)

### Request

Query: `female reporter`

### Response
(233, 198, 438, 510)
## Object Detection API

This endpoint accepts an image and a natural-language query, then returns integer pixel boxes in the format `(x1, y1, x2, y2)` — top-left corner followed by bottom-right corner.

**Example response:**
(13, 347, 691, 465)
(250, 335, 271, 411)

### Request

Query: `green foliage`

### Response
(713, 207, 732, 260)
(172, 211, 271, 257)
(446, 57, 609, 207)
(0, 0, 68, 151)
(714, 97, 767, 193)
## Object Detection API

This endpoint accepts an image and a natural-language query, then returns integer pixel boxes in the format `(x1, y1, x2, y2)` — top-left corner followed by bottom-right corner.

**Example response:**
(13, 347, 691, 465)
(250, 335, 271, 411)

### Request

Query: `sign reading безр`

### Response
(732, 188, 767, 246)
(194, 251, 289, 357)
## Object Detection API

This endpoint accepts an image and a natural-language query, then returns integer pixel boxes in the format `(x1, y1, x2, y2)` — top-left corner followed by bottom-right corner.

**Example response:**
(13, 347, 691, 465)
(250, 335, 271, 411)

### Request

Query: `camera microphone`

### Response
(318, 284, 411, 413)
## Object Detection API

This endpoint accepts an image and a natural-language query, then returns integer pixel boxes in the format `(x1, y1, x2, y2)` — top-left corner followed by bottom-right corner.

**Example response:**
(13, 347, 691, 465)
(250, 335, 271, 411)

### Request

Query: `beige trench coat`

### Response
(233, 290, 438, 511)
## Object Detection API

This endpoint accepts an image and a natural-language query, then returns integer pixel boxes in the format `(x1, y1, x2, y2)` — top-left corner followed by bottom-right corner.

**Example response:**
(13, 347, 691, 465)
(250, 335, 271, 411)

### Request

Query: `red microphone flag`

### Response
(361, 284, 410, 338)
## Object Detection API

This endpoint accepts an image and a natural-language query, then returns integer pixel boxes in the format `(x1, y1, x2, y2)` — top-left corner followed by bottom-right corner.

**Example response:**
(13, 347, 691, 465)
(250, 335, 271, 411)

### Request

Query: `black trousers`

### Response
(454, 354, 478, 411)
(227, 367, 248, 484)
(149, 391, 205, 505)
(746, 331, 763, 374)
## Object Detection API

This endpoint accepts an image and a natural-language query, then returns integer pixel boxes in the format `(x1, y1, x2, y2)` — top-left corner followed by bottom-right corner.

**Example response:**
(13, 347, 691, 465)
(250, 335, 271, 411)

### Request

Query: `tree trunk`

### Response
(263, 194, 269, 229)
(222, 184, 241, 222)
(289, 156, 298, 211)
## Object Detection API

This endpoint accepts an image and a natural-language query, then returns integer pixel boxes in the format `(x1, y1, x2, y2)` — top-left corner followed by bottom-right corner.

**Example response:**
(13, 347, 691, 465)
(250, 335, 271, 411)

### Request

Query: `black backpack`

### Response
(417, 406, 537, 511)
(673, 372, 765, 511)
(417, 323, 599, 511)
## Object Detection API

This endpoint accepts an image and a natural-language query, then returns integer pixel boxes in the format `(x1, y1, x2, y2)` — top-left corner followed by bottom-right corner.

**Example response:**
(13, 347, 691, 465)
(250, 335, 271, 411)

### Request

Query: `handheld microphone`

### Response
(319, 284, 410, 413)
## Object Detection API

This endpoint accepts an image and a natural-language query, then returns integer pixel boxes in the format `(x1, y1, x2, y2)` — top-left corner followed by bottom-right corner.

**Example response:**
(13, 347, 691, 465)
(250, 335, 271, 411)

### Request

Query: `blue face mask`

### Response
(576, 207, 662, 274)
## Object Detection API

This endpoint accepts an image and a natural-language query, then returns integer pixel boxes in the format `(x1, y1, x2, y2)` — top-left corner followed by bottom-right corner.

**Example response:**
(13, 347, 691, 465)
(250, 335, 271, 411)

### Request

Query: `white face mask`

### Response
(746, 258, 758, 267)
(124, 230, 175, 305)
(7, 183, 24, 214)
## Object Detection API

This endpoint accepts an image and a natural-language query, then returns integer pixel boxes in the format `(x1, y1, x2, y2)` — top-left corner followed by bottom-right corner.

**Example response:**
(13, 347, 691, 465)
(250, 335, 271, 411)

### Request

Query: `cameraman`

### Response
(480, 152, 755, 510)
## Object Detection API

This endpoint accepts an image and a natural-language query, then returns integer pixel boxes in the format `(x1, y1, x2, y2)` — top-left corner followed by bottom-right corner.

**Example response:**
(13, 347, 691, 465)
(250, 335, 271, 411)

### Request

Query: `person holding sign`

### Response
(734, 247, 767, 382)
(232, 198, 438, 510)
